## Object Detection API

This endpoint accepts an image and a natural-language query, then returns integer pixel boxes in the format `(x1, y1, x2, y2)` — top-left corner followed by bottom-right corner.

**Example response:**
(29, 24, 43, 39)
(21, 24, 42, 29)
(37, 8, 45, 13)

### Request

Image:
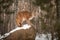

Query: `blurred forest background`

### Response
(0, 0, 60, 40)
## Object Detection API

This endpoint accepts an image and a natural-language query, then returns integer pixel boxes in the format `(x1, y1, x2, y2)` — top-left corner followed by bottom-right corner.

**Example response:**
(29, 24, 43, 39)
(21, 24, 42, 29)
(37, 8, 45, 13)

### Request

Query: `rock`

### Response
(4, 26, 36, 40)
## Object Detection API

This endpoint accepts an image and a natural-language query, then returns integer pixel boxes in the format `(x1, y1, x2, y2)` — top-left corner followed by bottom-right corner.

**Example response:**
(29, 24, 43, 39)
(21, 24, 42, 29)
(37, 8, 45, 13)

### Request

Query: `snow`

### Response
(9, 24, 31, 34)
(0, 33, 57, 40)
(0, 24, 57, 40)
(0, 24, 31, 39)
(35, 34, 48, 40)
(35, 33, 57, 40)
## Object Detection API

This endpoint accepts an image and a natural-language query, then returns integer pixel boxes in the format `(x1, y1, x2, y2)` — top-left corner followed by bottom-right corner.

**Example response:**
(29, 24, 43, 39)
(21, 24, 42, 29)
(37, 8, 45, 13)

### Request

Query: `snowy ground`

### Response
(0, 33, 57, 40)
(0, 24, 57, 40)
(35, 33, 57, 40)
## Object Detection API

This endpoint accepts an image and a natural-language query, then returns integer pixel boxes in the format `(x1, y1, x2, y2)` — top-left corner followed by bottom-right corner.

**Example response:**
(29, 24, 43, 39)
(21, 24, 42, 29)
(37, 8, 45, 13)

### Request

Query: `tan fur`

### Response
(16, 11, 35, 27)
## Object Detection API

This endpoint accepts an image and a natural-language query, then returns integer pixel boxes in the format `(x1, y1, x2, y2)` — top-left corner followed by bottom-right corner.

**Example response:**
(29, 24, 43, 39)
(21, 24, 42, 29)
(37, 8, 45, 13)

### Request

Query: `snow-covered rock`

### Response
(35, 33, 57, 40)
